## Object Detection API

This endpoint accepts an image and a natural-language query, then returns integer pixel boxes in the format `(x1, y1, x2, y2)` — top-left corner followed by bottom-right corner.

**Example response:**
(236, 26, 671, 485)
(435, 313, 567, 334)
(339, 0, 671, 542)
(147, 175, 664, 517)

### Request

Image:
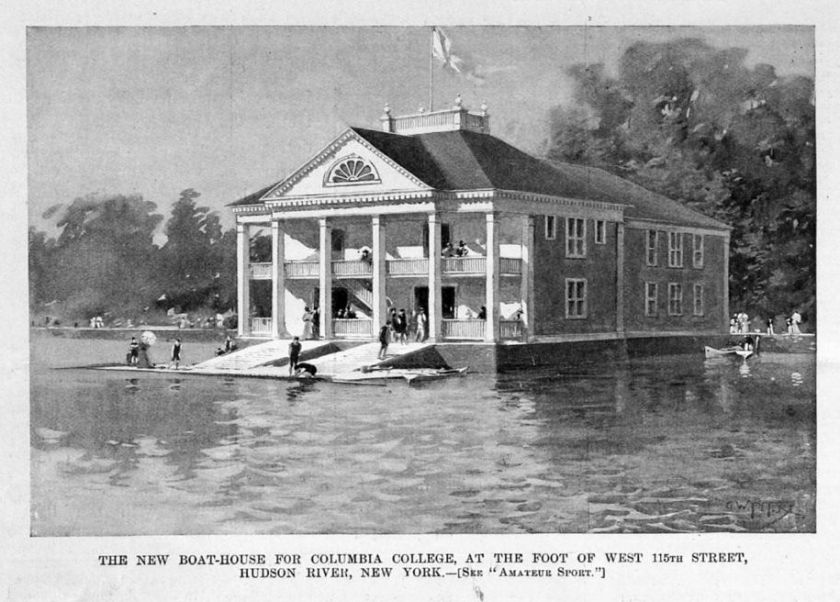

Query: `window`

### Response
(693, 283, 704, 316)
(692, 234, 704, 268)
(646, 230, 658, 266)
(565, 278, 587, 318)
(545, 215, 556, 240)
(324, 155, 380, 186)
(668, 283, 683, 315)
(595, 220, 606, 244)
(668, 232, 684, 267)
(645, 282, 658, 316)
(566, 218, 586, 257)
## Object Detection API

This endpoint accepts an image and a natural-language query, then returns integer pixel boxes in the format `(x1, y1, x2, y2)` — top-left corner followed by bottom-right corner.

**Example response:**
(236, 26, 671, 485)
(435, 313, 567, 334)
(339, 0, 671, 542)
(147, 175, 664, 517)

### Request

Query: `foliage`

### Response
(546, 39, 816, 323)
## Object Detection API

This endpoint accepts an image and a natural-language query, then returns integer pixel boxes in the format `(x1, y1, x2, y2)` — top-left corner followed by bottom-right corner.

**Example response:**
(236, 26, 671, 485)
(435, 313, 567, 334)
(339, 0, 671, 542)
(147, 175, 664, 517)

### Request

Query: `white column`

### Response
(520, 215, 535, 340)
(236, 223, 251, 337)
(318, 218, 333, 339)
(485, 212, 500, 342)
(271, 221, 287, 339)
(723, 232, 730, 331)
(616, 221, 625, 335)
(427, 213, 442, 341)
(372, 216, 387, 336)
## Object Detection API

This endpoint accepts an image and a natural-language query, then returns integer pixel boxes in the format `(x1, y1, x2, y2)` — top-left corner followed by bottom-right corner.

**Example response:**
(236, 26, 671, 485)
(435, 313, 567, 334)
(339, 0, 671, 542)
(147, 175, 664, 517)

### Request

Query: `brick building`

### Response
(230, 100, 730, 343)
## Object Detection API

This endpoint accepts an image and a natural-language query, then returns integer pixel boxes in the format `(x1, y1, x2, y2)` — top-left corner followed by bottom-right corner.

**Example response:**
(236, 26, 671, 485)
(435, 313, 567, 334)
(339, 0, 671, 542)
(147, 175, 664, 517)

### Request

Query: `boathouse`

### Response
(229, 99, 730, 348)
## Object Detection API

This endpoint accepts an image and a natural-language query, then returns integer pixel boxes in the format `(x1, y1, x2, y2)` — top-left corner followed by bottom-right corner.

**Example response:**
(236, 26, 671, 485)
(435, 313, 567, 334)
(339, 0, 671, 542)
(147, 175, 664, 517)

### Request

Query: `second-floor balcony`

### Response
(250, 256, 523, 280)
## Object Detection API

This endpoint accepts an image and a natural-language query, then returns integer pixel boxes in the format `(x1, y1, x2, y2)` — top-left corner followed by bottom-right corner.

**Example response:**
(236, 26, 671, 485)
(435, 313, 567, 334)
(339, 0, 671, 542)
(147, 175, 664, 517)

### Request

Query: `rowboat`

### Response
(704, 335, 760, 359)
(332, 366, 468, 385)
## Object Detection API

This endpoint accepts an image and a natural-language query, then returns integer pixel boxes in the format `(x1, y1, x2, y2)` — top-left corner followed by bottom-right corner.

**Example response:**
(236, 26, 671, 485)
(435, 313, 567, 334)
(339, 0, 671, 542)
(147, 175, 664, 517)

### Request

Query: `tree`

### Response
(546, 38, 816, 323)
(39, 193, 163, 319)
(158, 188, 229, 311)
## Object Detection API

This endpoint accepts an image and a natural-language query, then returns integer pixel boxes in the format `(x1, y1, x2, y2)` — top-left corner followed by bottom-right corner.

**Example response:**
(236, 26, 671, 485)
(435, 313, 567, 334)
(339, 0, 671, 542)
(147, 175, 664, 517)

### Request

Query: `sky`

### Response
(27, 25, 814, 237)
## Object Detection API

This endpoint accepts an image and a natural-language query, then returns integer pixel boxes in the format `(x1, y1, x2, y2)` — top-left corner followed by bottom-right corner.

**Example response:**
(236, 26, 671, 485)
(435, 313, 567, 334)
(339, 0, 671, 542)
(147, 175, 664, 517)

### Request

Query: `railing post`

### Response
(236, 223, 251, 337)
(372, 215, 387, 338)
(428, 213, 442, 341)
(318, 218, 333, 339)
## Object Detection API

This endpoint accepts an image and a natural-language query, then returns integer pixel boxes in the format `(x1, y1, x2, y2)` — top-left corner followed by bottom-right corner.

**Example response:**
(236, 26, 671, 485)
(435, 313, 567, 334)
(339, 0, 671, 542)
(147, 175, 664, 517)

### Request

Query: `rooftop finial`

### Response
(418, 105, 426, 113)
(480, 101, 488, 115)
(383, 103, 391, 115)
(454, 93, 463, 108)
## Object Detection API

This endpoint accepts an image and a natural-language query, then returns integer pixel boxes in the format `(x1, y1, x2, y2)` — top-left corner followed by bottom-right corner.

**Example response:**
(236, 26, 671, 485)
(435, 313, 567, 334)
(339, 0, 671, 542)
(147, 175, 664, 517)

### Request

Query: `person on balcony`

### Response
(455, 240, 469, 256)
(442, 241, 455, 257)
(359, 247, 372, 264)
(345, 305, 357, 319)
(478, 306, 487, 320)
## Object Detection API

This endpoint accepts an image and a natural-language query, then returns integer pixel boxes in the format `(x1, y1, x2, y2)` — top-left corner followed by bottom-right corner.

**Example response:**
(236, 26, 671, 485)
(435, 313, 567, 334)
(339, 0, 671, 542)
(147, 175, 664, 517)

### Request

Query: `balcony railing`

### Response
(333, 260, 372, 278)
(443, 256, 485, 274)
(387, 258, 429, 276)
(500, 320, 523, 340)
(333, 319, 372, 338)
(249, 262, 272, 279)
(250, 256, 522, 280)
(284, 261, 320, 279)
(500, 258, 522, 275)
(250, 317, 272, 336)
(442, 319, 486, 340)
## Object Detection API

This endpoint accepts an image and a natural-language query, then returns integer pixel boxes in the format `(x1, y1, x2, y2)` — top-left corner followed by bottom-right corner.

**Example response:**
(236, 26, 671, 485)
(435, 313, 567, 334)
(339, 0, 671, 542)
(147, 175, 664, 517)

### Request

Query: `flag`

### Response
(432, 27, 484, 84)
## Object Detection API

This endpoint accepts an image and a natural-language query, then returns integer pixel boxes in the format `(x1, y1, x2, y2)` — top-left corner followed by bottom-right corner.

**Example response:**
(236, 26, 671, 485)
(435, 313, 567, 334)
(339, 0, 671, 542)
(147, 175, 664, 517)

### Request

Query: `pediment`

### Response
(261, 130, 432, 201)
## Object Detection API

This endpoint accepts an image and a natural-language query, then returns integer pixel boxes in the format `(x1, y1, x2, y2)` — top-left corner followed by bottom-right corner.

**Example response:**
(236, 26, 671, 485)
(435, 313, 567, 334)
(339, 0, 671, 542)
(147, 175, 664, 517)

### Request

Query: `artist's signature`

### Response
(725, 499, 801, 525)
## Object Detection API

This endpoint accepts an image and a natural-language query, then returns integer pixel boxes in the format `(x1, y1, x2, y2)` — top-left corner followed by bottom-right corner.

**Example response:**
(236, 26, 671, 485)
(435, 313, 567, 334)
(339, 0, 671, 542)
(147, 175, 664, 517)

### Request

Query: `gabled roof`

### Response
(231, 126, 728, 231)
(352, 127, 728, 230)
(228, 182, 279, 207)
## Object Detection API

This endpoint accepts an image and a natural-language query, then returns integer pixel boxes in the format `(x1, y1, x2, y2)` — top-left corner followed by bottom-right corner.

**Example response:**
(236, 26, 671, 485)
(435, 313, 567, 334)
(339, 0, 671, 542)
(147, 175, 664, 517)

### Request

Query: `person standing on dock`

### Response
(790, 309, 802, 334)
(170, 338, 182, 369)
(128, 336, 139, 365)
(288, 336, 302, 376)
(378, 323, 390, 360)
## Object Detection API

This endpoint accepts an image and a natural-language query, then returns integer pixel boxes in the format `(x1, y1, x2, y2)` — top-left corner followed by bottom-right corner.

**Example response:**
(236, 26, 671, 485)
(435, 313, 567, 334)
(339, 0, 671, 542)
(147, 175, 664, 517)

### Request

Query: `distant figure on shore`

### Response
(170, 338, 182, 369)
(378, 323, 390, 360)
(766, 317, 775, 335)
(729, 316, 737, 334)
(790, 309, 802, 334)
(288, 336, 302, 376)
(128, 336, 139, 366)
(302, 307, 314, 339)
(224, 335, 232, 353)
(312, 307, 320, 338)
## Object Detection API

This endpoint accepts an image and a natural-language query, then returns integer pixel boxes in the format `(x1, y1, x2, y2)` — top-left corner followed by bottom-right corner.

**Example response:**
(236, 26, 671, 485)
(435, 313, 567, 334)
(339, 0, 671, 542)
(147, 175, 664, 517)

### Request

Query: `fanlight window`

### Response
(325, 155, 380, 186)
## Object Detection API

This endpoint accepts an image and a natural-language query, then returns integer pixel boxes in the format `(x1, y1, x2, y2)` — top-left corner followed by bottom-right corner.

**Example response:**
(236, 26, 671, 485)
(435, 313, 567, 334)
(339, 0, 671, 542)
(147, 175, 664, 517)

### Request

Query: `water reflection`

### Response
(30, 333, 815, 535)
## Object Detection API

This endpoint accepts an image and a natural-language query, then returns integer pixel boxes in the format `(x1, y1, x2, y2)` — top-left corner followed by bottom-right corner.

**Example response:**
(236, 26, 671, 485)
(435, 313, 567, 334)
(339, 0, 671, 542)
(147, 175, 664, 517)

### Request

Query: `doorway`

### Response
(414, 286, 456, 318)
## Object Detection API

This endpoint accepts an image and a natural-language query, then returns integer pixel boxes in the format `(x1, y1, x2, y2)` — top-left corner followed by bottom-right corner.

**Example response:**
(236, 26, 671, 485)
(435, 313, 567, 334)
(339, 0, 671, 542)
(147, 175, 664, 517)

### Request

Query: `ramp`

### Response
(306, 341, 432, 376)
(192, 339, 333, 371)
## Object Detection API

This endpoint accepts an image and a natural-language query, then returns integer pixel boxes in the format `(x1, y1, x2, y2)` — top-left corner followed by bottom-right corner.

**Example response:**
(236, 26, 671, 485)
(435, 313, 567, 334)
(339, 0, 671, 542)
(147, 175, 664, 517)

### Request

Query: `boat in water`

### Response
(704, 335, 760, 359)
(332, 366, 468, 385)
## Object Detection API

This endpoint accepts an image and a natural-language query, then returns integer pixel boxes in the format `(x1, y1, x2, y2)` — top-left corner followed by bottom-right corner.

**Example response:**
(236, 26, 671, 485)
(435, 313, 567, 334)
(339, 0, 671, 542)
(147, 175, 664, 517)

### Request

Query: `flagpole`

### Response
(429, 27, 434, 112)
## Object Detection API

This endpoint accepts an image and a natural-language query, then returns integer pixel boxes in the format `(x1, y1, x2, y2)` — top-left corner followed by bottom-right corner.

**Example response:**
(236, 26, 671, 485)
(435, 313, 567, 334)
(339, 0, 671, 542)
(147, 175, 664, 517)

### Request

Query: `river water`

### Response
(30, 330, 816, 535)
